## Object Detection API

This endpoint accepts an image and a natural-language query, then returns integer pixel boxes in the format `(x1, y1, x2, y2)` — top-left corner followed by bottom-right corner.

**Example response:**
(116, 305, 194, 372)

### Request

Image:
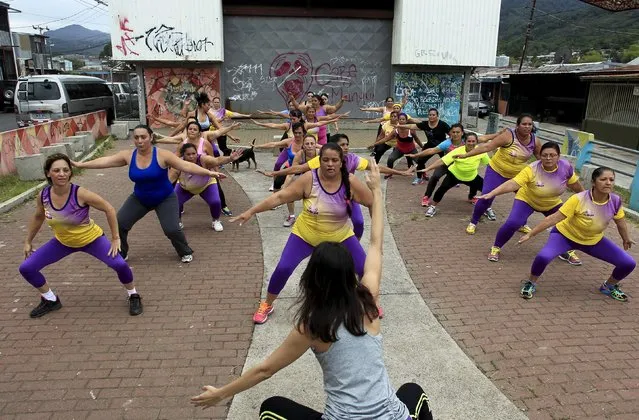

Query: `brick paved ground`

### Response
(386, 163, 639, 420)
(0, 141, 263, 419)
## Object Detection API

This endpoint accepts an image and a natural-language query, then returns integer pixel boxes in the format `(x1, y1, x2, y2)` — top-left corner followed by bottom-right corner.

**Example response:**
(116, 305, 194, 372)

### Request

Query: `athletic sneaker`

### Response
(411, 177, 424, 185)
(424, 205, 437, 217)
(253, 301, 274, 324)
(520, 280, 537, 299)
(487, 246, 501, 262)
(518, 225, 532, 234)
(268, 183, 274, 192)
(178, 221, 184, 229)
(558, 250, 582, 266)
(128, 294, 143, 316)
(212, 220, 224, 232)
(29, 297, 62, 318)
(599, 283, 628, 302)
(221, 207, 233, 216)
(421, 196, 430, 207)
(283, 215, 296, 227)
(181, 254, 193, 263)
(484, 208, 497, 221)
(466, 223, 476, 235)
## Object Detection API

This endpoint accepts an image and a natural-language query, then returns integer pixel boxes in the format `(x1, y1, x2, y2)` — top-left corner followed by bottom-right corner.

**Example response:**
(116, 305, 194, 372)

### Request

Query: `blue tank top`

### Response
(198, 112, 211, 130)
(129, 147, 174, 207)
(286, 145, 296, 166)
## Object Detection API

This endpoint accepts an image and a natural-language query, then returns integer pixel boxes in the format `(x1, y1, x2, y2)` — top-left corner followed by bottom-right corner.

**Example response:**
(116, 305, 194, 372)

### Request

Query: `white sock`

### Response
(126, 288, 137, 296)
(289, 214, 295, 218)
(41, 289, 56, 301)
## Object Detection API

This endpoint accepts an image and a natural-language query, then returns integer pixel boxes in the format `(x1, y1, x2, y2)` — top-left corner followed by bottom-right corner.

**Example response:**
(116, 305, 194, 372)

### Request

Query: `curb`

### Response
(0, 136, 115, 214)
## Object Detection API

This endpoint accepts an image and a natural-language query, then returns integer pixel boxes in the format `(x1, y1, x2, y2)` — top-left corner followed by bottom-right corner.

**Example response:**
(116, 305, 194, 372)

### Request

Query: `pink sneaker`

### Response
(377, 305, 384, 319)
(253, 301, 274, 324)
(421, 196, 430, 207)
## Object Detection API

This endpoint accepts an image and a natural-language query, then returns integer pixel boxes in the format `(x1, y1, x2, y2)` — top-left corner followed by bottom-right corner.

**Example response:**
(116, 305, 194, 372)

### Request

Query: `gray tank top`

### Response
(313, 324, 410, 420)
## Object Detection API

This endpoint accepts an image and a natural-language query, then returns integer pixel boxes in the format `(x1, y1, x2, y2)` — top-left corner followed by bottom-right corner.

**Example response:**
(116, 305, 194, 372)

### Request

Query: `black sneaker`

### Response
(29, 297, 62, 318)
(128, 294, 143, 316)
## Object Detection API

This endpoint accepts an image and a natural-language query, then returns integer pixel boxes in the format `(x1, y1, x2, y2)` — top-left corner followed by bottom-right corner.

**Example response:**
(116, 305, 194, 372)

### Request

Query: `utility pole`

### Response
(518, 0, 537, 73)
(32, 25, 50, 74)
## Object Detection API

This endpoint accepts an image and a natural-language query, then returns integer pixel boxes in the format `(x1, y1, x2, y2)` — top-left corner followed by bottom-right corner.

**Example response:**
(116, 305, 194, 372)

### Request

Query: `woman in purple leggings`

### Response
(518, 167, 636, 300)
(19, 153, 142, 318)
(478, 141, 585, 264)
(192, 162, 433, 420)
(231, 143, 375, 324)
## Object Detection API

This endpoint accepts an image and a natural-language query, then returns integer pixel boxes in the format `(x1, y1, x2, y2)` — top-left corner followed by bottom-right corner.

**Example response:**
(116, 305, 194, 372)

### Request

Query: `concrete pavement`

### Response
(226, 152, 526, 419)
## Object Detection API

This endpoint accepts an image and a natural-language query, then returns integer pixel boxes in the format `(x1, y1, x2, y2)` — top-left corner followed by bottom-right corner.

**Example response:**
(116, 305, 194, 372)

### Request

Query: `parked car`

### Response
(467, 93, 493, 117)
(14, 75, 115, 128)
(0, 80, 17, 112)
(108, 82, 139, 118)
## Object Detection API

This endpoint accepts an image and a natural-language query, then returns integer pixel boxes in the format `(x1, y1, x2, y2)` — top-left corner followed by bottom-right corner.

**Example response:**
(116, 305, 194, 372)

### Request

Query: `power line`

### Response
(526, 5, 639, 36)
(11, 6, 97, 29)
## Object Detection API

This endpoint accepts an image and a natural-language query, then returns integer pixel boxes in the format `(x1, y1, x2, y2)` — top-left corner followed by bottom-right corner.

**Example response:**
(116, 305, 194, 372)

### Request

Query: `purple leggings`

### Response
(175, 183, 221, 219)
(267, 234, 366, 295)
(273, 149, 289, 171)
(471, 165, 510, 224)
(531, 228, 636, 279)
(351, 203, 364, 240)
(19, 236, 133, 288)
(494, 200, 561, 248)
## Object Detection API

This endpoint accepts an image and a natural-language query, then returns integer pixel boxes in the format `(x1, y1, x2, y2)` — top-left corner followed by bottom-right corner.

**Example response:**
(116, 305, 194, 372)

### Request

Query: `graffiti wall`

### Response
(394, 72, 464, 123)
(109, 0, 224, 61)
(0, 111, 108, 175)
(222, 17, 393, 118)
(143, 67, 221, 129)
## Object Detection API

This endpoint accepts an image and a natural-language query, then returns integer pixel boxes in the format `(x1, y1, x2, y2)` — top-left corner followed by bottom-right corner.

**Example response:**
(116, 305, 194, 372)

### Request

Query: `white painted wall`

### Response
(392, 0, 501, 66)
(109, 0, 224, 61)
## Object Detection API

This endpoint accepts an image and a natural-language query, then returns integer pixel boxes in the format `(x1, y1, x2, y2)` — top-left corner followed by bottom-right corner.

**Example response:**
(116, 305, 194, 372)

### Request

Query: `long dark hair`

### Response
(194, 91, 210, 107)
(592, 166, 615, 182)
(295, 242, 379, 342)
(134, 124, 155, 144)
(319, 143, 352, 216)
(43, 153, 72, 185)
(179, 142, 197, 157)
(186, 120, 202, 132)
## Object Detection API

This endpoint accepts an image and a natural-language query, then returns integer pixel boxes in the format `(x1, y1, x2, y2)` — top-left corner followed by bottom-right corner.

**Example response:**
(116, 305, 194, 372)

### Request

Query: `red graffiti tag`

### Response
(116, 15, 139, 56)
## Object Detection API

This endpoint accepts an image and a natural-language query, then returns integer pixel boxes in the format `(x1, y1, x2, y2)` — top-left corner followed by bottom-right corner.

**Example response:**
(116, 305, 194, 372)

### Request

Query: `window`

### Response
(27, 82, 61, 100)
(120, 84, 132, 94)
(64, 82, 113, 99)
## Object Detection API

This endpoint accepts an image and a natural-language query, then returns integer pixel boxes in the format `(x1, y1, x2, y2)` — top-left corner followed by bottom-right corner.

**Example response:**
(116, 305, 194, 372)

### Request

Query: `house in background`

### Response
(0, 1, 18, 81)
(11, 32, 52, 76)
(51, 57, 73, 72)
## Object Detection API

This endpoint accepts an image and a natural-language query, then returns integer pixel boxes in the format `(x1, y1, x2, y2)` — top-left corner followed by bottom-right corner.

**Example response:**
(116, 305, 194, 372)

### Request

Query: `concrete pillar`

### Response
(64, 135, 87, 155)
(579, 164, 598, 190)
(486, 112, 500, 134)
(74, 131, 95, 152)
(15, 154, 45, 181)
(111, 122, 129, 140)
(39, 144, 69, 158)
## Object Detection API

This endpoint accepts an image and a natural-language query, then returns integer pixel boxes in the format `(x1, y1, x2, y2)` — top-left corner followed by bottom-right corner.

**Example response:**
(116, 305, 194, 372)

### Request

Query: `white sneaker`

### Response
(181, 254, 193, 263)
(424, 205, 437, 217)
(283, 215, 296, 227)
(178, 221, 184, 229)
(212, 220, 223, 232)
(269, 183, 274, 192)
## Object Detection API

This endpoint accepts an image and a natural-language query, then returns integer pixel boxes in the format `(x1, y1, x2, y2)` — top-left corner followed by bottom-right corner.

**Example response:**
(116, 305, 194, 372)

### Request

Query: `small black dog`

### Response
(231, 139, 257, 171)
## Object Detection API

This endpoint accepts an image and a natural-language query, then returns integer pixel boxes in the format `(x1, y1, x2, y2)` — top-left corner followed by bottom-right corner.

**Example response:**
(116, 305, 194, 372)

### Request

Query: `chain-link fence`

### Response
(107, 70, 140, 120)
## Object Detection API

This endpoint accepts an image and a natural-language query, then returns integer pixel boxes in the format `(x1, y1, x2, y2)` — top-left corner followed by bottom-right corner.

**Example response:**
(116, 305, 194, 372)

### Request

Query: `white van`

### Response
(14, 75, 115, 128)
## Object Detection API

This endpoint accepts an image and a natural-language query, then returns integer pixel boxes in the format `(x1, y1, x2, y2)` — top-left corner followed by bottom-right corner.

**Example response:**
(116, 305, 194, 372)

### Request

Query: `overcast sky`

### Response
(6, 0, 110, 33)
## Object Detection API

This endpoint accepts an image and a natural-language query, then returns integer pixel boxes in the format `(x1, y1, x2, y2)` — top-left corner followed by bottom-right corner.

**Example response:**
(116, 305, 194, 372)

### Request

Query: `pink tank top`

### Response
(181, 138, 207, 155)
(316, 106, 328, 145)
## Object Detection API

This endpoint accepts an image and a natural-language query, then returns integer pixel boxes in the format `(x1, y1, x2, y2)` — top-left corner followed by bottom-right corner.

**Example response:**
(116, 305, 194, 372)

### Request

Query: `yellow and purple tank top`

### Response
(291, 169, 354, 246)
(178, 155, 216, 195)
(42, 184, 103, 248)
(557, 190, 625, 246)
(489, 128, 537, 178)
(512, 159, 580, 211)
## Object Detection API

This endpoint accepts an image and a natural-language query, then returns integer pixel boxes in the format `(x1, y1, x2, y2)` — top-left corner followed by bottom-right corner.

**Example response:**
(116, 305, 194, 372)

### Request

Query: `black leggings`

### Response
(415, 143, 439, 174)
(218, 136, 232, 156)
(432, 169, 483, 203)
(374, 143, 392, 164)
(424, 166, 447, 198)
(387, 147, 417, 169)
(259, 382, 432, 420)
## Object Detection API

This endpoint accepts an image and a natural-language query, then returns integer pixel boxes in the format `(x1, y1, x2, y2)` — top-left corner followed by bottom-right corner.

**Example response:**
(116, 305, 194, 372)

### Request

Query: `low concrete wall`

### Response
(0, 110, 108, 176)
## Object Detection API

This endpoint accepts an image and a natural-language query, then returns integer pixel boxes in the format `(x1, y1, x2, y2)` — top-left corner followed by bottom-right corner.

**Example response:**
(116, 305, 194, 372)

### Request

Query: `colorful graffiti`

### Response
(394, 72, 463, 123)
(143, 67, 220, 129)
(0, 111, 108, 175)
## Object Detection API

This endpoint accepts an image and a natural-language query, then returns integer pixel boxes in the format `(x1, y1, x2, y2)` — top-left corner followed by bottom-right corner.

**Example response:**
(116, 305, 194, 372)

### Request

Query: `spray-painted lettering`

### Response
(143, 25, 215, 57)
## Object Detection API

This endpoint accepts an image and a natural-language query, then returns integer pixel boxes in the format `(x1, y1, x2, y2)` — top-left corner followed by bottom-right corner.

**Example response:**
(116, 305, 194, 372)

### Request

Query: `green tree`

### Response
(69, 58, 85, 70)
(578, 50, 604, 63)
(99, 42, 112, 59)
(621, 43, 639, 63)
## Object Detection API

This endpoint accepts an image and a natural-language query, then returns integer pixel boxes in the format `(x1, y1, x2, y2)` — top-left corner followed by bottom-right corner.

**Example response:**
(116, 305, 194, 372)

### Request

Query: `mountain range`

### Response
(45, 25, 110, 56)
(498, 0, 639, 59)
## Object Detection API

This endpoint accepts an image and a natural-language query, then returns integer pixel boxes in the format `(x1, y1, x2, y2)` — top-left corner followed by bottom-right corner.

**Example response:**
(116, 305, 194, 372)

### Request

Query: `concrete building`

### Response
(109, 0, 501, 127)
(51, 58, 73, 72)
(0, 1, 18, 80)
(11, 32, 52, 75)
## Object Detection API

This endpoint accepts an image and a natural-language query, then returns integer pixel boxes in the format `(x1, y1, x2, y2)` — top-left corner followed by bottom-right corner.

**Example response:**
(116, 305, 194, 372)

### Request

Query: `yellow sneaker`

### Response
(518, 225, 532, 234)
(466, 223, 476, 235)
(487, 246, 501, 262)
